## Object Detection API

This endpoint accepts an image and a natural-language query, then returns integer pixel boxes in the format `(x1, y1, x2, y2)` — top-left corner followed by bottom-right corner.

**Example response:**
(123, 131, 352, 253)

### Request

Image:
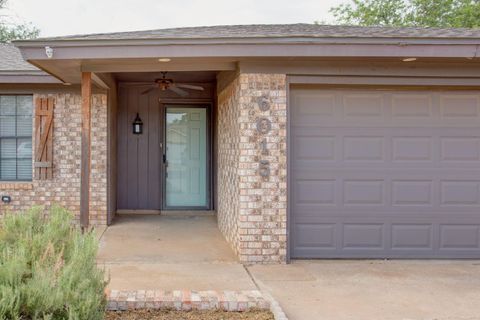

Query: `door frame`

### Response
(160, 101, 213, 211)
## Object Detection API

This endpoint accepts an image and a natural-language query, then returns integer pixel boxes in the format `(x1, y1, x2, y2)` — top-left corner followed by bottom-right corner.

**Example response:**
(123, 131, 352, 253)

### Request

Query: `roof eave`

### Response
(0, 71, 62, 84)
(14, 40, 480, 61)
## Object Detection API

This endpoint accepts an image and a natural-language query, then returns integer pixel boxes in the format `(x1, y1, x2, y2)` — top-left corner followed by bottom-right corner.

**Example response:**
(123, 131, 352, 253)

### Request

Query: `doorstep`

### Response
(115, 210, 215, 216)
(105, 289, 270, 312)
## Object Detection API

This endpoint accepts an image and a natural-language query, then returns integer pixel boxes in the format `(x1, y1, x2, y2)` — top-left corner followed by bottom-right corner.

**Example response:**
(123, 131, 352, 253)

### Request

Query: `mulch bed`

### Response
(105, 309, 274, 320)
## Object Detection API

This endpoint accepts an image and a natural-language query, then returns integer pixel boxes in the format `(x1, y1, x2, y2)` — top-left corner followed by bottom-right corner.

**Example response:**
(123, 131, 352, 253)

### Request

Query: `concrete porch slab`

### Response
(97, 215, 256, 292)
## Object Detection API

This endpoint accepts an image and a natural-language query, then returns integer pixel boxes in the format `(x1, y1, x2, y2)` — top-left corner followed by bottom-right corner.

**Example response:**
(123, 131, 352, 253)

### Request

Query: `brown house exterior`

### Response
(1, 24, 480, 263)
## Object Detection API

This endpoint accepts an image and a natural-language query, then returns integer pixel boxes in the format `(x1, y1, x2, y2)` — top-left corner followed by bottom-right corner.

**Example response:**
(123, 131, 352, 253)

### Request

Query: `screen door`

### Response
(165, 106, 208, 208)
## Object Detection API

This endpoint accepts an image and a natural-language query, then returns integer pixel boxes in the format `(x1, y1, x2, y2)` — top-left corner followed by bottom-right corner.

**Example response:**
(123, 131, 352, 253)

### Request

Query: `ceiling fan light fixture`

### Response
(158, 58, 171, 62)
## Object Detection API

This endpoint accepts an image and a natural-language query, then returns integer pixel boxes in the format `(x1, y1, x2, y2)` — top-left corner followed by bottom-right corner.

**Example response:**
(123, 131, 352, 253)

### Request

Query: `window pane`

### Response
(16, 96, 33, 116)
(1, 159, 16, 180)
(17, 116, 32, 136)
(0, 96, 33, 181)
(0, 116, 16, 136)
(17, 139, 32, 159)
(17, 158, 32, 180)
(1, 139, 16, 158)
(0, 96, 16, 115)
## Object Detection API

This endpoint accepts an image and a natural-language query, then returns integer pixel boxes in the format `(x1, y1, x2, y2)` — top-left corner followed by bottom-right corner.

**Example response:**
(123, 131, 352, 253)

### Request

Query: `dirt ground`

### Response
(105, 309, 274, 320)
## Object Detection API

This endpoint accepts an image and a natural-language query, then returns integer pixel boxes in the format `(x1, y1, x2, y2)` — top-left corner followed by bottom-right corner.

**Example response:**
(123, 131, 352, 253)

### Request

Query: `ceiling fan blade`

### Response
(175, 84, 205, 91)
(169, 86, 189, 97)
(141, 86, 156, 95)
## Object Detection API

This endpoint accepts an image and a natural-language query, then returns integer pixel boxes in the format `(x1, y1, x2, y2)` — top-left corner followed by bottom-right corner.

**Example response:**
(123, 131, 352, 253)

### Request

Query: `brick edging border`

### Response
(105, 289, 270, 312)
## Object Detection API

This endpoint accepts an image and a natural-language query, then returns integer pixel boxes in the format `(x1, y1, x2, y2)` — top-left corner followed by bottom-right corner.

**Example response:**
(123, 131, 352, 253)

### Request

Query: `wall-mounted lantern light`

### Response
(132, 113, 143, 134)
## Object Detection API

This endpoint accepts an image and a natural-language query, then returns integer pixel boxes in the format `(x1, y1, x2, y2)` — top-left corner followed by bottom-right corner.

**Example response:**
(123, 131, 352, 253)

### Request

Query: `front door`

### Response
(164, 106, 209, 209)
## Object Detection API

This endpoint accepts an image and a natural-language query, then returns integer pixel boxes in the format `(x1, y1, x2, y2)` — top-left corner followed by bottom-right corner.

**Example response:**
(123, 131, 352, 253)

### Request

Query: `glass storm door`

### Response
(165, 107, 208, 208)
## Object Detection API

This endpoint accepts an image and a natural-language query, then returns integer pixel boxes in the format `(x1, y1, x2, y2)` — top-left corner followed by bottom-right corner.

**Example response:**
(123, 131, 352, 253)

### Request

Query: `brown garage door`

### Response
(290, 87, 480, 258)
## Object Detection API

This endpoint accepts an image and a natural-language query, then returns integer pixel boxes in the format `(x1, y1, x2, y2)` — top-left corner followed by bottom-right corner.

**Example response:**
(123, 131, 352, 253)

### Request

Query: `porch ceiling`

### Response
(27, 57, 236, 84)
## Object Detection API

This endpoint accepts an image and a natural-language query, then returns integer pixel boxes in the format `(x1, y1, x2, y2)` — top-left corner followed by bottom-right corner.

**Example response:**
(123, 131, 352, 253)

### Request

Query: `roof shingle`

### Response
(34, 24, 480, 41)
(0, 43, 39, 71)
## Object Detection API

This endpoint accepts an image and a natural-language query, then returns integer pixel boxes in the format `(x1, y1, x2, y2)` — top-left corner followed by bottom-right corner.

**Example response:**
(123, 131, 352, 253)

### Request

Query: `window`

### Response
(0, 95, 33, 181)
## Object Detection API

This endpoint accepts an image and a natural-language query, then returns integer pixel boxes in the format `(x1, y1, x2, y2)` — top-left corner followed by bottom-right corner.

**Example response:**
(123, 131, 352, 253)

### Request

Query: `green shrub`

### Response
(0, 206, 107, 320)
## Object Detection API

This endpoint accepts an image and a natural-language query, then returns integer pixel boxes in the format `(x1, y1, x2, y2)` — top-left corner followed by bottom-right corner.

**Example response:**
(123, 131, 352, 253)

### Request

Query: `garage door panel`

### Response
(295, 223, 337, 248)
(391, 94, 433, 118)
(343, 224, 385, 249)
(293, 180, 480, 212)
(291, 87, 480, 258)
(439, 224, 480, 250)
(342, 94, 385, 120)
(292, 221, 480, 258)
(392, 180, 433, 206)
(391, 224, 434, 250)
(293, 131, 480, 168)
(293, 135, 336, 161)
(291, 91, 336, 125)
(440, 94, 480, 119)
(294, 179, 336, 205)
(344, 137, 385, 162)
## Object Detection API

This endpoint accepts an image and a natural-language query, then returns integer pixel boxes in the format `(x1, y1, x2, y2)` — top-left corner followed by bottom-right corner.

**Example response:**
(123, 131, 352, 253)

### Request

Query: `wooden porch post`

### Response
(80, 72, 92, 229)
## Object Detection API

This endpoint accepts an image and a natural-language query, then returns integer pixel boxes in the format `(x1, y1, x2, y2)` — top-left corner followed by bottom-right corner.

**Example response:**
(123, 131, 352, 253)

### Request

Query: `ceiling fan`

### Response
(141, 72, 204, 97)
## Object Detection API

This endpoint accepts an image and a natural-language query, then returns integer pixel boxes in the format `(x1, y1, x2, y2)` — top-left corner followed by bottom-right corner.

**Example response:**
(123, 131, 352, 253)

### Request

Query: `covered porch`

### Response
(70, 59, 286, 263)
(79, 66, 228, 225)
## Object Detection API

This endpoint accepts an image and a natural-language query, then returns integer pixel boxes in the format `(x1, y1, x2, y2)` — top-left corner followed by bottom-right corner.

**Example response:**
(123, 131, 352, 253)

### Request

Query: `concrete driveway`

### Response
(248, 260, 480, 320)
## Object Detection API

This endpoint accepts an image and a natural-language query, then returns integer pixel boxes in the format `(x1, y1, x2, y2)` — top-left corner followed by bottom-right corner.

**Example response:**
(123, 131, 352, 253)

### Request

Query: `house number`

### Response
(257, 96, 271, 111)
(260, 138, 268, 155)
(256, 95, 272, 177)
(259, 160, 270, 177)
(256, 117, 272, 134)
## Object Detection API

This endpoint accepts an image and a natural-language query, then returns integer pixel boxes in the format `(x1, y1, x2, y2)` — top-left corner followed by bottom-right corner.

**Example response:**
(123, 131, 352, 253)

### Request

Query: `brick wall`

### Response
(217, 73, 287, 263)
(217, 73, 242, 256)
(0, 92, 108, 225)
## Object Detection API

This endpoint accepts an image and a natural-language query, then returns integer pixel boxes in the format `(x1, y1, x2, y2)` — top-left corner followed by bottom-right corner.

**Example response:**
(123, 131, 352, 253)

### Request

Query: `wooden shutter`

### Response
(34, 97, 54, 180)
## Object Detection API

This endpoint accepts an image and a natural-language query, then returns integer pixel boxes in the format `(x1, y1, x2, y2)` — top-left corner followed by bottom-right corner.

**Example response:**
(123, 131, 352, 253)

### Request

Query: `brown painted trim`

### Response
(17, 43, 480, 62)
(288, 75, 480, 86)
(80, 72, 92, 228)
(91, 73, 109, 90)
(239, 60, 480, 78)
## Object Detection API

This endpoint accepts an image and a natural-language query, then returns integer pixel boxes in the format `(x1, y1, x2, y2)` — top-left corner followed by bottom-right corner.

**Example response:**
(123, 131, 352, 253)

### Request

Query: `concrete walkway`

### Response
(97, 216, 480, 319)
(248, 260, 480, 320)
(97, 214, 256, 291)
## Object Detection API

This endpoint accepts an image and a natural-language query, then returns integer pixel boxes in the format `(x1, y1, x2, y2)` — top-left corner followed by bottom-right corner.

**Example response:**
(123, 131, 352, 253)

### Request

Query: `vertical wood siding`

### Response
(117, 85, 162, 210)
